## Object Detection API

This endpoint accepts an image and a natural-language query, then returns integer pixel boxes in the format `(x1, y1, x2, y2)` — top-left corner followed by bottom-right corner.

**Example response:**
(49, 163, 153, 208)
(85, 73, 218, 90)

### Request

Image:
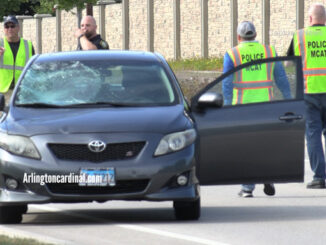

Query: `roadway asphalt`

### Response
(1, 155, 326, 245)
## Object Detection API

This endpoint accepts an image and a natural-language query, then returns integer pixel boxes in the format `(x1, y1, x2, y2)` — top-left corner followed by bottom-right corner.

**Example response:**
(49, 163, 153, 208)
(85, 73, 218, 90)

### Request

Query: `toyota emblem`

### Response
(88, 140, 106, 153)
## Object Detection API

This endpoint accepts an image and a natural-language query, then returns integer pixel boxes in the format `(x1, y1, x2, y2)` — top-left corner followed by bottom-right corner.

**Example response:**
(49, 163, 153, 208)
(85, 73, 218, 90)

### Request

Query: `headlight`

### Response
(154, 129, 196, 156)
(0, 132, 41, 159)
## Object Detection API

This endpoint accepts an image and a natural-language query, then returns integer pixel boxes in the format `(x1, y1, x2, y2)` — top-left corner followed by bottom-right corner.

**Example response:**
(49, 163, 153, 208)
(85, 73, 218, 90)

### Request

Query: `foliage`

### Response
(37, 0, 98, 12)
(0, 235, 53, 245)
(0, 0, 29, 19)
(167, 57, 224, 99)
(19, 0, 41, 15)
(168, 57, 224, 72)
(0, 0, 101, 19)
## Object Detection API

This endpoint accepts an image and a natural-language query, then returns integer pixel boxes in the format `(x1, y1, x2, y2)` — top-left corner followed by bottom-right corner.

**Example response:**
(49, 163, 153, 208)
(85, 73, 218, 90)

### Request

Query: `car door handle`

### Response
(279, 113, 303, 122)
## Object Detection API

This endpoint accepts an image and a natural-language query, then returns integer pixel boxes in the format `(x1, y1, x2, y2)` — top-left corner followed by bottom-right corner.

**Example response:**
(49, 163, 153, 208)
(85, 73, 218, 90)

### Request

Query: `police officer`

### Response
(287, 3, 326, 189)
(223, 21, 292, 197)
(75, 15, 109, 50)
(0, 15, 34, 104)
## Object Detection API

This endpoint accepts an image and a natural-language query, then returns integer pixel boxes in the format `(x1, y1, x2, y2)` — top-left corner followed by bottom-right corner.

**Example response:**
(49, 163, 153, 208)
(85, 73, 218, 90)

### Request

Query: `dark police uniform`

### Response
(77, 34, 109, 50)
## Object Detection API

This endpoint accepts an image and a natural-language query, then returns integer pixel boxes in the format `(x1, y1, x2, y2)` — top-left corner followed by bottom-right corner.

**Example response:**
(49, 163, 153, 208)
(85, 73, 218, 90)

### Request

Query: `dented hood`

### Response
(3, 105, 190, 136)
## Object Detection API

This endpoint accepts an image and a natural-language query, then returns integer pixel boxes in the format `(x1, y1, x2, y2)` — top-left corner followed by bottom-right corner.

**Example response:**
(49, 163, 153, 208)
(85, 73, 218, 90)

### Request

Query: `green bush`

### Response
(168, 57, 223, 72)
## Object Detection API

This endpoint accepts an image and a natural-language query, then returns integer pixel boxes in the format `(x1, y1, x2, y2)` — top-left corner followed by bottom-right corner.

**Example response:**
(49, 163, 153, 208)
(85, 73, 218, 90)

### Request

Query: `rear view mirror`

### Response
(0, 93, 4, 111)
(197, 92, 223, 108)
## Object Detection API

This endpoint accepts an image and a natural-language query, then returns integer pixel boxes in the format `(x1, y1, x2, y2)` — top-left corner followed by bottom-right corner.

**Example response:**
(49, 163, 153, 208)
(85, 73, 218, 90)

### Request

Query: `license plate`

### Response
(79, 168, 115, 187)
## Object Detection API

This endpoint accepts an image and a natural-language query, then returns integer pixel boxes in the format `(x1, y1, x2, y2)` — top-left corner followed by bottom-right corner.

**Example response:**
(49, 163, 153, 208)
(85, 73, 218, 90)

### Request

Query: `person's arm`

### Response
(0, 47, 5, 56)
(79, 35, 98, 50)
(75, 29, 98, 50)
(274, 60, 292, 99)
(222, 52, 234, 105)
(0, 38, 4, 56)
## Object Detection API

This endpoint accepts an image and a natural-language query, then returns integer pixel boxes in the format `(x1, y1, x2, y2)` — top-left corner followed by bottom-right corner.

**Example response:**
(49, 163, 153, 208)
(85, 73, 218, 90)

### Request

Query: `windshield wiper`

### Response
(15, 103, 65, 108)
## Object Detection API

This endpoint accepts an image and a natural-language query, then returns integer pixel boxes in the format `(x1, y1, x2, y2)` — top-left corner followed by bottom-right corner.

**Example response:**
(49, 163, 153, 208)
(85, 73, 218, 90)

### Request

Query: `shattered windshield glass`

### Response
(15, 60, 176, 107)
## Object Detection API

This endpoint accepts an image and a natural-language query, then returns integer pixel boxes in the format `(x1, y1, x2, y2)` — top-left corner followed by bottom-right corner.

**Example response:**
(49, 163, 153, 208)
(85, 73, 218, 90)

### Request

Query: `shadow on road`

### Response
(21, 208, 177, 225)
(201, 205, 326, 223)
(17, 204, 326, 225)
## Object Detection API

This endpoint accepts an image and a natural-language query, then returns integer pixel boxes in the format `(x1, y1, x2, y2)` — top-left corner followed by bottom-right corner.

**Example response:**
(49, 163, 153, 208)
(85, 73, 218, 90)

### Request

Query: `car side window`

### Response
(206, 57, 300, 107)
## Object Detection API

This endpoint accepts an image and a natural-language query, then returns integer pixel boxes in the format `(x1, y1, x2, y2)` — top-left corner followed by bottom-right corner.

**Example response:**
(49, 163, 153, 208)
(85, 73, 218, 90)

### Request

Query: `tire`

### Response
(0, 206, 23, 224)
(173, 198, 200, 220)
(17, 204, 28, 214)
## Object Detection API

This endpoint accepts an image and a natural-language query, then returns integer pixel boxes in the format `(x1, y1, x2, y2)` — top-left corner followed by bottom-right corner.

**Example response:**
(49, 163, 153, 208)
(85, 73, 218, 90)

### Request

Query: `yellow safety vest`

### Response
(294, 26, 326, 94)
(227, 42, 276, 105)
(0, 37, 33, 93)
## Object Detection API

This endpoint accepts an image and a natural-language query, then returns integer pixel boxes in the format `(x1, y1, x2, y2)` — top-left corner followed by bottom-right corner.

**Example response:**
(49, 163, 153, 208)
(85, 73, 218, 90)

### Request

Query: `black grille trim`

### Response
(48, 142, 146, 163)
(46, 179, 149, 195)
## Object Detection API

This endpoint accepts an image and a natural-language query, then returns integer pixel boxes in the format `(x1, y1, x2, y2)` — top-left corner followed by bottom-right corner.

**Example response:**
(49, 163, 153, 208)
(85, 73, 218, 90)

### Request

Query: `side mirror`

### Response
(0, 93, 4, 111)
(197, 92, 223, 109)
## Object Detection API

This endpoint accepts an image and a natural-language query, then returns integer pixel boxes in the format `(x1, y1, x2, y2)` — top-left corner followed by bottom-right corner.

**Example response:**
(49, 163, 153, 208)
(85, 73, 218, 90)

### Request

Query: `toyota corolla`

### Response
(0, 51, 305, 223)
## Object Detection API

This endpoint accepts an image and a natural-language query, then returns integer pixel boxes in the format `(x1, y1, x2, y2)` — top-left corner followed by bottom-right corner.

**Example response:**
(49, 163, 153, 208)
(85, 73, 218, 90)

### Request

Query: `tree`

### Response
(37, 0, 98, 12)
(0, 0, 30, 20)
(37, 0, 122, 15)
(0, 0, 98, 20)
(0, 0, 122, 20)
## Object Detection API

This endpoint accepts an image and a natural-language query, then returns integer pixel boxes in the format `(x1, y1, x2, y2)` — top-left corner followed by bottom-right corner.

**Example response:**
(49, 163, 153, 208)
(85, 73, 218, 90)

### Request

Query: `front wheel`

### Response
(17, 204, 28, 214)
(173, 198, 200, 220)
(0, 205, 24, 224)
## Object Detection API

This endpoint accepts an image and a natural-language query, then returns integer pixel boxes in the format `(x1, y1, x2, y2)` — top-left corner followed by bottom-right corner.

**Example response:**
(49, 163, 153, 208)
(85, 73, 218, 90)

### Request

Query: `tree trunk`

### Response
(86, 3, 93, 16)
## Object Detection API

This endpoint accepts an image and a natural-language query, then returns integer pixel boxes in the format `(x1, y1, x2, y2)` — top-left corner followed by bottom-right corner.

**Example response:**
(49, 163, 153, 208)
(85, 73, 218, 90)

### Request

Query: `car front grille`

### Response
(46, 179, 149, 195)
(48, 142, 146, 163)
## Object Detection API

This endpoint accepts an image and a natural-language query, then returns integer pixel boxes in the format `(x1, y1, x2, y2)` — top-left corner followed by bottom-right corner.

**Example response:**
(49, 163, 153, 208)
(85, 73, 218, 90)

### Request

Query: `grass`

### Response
(167, 57, 224, 99)
(166, 57, 224, 99)
(0, 235, 54, 245)
(167, 57, 224, 71)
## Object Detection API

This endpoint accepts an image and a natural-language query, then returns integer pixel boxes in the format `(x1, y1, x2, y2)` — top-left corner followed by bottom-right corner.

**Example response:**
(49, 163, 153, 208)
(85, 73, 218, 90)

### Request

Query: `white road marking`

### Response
(29, 204, 229, 245)
(118, 224, 229, 245)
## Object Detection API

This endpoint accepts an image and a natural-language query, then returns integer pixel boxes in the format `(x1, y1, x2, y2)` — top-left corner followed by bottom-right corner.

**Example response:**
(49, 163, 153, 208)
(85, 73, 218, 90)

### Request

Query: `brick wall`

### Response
(61, 9, 78, 51)
(270, 0, 296, 55)
(129, 1, 147, 50)
(154, 0, 174, 58)
(42, 17, 57, 53)
(1, 0, 326, 60)
(208, 0, 231, 57)
(21, 18, 36, 50)
(180, 0, 202, 58)
(106, 4, 123, 49)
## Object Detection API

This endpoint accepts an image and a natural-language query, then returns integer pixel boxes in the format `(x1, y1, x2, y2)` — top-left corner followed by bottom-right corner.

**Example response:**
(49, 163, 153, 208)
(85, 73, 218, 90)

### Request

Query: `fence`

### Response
(0, 0, 322, 60)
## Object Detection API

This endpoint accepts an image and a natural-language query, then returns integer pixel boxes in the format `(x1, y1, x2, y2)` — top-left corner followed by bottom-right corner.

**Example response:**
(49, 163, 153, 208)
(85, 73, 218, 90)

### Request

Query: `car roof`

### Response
(33, 50, 164, 63)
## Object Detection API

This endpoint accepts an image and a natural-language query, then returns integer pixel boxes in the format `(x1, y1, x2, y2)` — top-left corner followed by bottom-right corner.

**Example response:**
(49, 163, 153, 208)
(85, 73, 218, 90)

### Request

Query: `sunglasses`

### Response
(4, 24, 16, 29)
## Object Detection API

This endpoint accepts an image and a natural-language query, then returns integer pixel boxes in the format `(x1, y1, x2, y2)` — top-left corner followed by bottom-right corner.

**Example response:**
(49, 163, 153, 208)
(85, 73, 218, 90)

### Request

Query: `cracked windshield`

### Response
(15, 60, 176, 106)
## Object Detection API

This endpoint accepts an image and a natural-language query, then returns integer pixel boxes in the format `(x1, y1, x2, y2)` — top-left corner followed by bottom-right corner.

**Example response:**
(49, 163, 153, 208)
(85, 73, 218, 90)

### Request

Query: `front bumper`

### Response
(0, 146, 199, 204)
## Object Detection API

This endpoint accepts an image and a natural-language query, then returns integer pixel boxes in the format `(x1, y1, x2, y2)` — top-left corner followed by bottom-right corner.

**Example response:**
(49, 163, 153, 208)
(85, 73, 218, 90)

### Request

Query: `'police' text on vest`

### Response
(308, 41, 326, 58)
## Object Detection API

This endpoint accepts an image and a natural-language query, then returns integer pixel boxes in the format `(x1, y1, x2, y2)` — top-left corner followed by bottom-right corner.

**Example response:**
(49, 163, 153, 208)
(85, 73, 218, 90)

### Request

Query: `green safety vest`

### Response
(227, 42, 276, 105)
(0, 37, 33, 93)
(294, 26, 326, 94)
